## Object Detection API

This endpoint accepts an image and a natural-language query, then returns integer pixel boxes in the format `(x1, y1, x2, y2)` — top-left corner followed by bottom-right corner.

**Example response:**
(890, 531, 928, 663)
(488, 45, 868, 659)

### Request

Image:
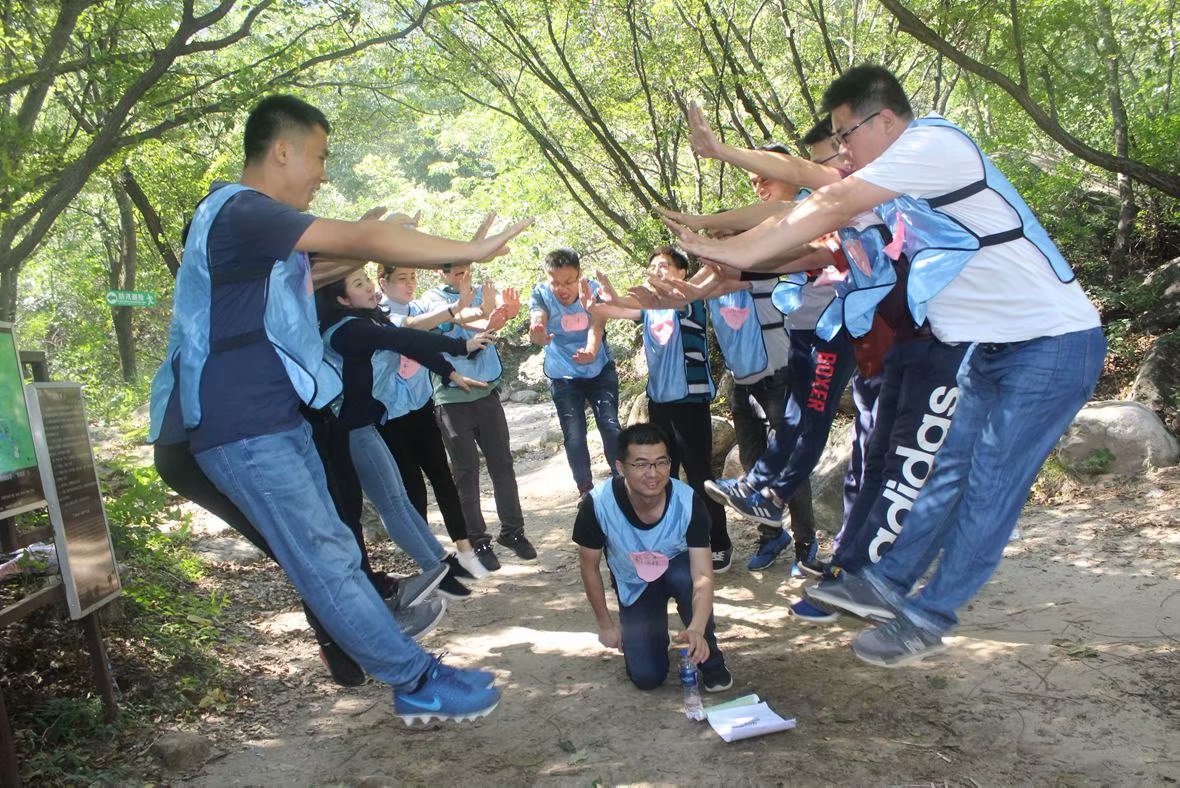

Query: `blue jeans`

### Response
(196, 422, 430, 690)
(864, 327, 1107, 633)
(349, 424, 446, 571)
(617, 552, 724, 690)
(550, 362, 622, 492)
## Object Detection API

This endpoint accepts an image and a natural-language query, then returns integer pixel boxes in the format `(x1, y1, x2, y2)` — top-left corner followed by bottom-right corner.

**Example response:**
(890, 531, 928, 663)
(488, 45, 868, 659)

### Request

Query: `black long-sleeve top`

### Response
(329, 318, 468, 430)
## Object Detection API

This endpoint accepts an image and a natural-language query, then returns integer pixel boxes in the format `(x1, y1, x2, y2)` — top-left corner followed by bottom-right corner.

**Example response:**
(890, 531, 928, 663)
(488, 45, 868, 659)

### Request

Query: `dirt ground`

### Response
(148, 417, 1179, 786)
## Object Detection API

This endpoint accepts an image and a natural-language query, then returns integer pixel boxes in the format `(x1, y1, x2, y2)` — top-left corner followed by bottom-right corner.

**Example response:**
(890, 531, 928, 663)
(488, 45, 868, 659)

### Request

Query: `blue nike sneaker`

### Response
(430, 652, 495, 690)
(395, 660, 500, 725)
(790, 598, 840, 623)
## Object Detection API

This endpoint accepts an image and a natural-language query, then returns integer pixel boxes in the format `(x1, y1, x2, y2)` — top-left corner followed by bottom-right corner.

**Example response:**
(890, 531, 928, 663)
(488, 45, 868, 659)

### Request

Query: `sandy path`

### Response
(170, 438, 1179, 785)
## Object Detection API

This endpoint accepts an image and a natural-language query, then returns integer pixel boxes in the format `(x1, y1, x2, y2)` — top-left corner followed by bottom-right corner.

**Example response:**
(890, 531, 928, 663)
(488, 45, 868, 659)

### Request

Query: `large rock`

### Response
(152, 730, 212, 771)
(710, 416, 736, 469)
(809, 420, 855, 530)
(514, 349, 549, 389)
(1141, 257, 1180, 333)
(721, 443, 743, 479)
(1131, 331, 1180, 435)
(1057, 400, 1179, 475)
(626, 393, 649, 426)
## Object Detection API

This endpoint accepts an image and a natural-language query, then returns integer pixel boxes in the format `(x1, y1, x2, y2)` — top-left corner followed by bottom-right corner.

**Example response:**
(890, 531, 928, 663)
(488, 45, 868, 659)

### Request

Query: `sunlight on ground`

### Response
(447, 624, 603, 658)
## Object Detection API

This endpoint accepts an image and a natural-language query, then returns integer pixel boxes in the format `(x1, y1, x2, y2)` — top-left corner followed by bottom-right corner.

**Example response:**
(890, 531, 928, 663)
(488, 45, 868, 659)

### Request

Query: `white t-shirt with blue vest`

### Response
(854, 116, 1100, 344)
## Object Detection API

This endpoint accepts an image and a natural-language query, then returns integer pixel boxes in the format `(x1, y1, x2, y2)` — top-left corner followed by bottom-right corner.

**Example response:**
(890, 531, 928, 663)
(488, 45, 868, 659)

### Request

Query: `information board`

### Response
(25, 383, 121, 619)
(0, 323, 45, 519)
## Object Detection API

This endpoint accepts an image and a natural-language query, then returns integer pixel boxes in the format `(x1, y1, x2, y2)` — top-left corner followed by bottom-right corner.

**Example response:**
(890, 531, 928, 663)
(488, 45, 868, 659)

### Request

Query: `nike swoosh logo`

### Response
(399, 694, 443, 711)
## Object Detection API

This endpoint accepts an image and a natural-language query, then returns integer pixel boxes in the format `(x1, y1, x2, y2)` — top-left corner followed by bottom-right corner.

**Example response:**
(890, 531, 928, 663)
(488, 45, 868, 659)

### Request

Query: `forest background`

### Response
(1, 0, 1179, 780)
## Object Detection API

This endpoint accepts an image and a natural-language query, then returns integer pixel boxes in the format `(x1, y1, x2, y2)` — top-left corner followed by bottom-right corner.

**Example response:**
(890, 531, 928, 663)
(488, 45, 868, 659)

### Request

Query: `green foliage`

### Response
(1076, 447, 1116, 475)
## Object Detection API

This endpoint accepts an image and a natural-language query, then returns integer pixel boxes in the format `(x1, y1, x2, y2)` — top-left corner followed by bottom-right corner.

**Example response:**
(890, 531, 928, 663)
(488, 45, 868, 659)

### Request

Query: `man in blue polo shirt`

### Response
(155, 94, 530, 722)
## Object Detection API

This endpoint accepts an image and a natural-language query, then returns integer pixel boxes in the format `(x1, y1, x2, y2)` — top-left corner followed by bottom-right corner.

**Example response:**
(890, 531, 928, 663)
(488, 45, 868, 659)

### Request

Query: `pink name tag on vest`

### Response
(884, 215, 907, 260)
(649, 319, 675, 346)
(630, 551, 669, 582)
(561, 311, 589, 332)
(844, 237, 874, 276)
(719, 305, 749, 331)
(398, 356, 421, 379)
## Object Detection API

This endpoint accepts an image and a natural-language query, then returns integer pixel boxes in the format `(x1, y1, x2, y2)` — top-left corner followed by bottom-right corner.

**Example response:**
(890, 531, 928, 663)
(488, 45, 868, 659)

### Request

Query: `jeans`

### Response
(196, 422, 430, 690)
(747, 330, 856, 544)
(648, 400, 730, 552)
(379, 400, 469, 544)
(349, 424, 446, 571)
(550, 362, 622, 493)
(435, 393, 525, 546)
(834, 338, 968, 573)
(617, 552, 724, 690)
(864, 327, 1106, 633)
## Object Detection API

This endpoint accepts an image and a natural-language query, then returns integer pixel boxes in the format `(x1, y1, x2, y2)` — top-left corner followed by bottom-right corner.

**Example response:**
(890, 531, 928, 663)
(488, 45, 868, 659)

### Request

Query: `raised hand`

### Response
(572, 347, 596, 364)
(627, 285, 662, 310)
(480, 279, 497, 315)
(529, 322, 554, 346)
(595, 270, 620, 303)
(471, 212, 496, 242)
(456, 277, 476, 311)
(472, 217, 534, 263)
(500, 286, 522, 318)
(359, 206, 389, 221)
(687, 100, 724, 160)
(659, 214, 719, 259)
(486, 304, 511, 333)
(465, 331, 493, 354)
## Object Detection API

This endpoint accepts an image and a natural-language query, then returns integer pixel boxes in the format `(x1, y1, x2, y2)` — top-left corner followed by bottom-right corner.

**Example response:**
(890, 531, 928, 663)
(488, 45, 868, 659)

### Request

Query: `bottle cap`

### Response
(679, 648, 688, 656)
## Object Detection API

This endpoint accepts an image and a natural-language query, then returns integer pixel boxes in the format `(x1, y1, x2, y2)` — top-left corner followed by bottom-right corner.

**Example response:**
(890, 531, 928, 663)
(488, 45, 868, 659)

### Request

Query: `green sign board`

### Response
(105, 290, 157, 308)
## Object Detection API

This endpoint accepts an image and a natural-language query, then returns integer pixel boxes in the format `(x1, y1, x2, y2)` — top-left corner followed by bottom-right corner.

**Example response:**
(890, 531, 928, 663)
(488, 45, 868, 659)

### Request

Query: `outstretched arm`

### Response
(687, 101, 841, 190)
(660, 176, 894, 271)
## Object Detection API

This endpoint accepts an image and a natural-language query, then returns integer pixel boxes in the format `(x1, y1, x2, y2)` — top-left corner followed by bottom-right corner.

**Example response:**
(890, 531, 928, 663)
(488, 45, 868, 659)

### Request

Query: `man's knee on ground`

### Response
(628, 667, 667, 691)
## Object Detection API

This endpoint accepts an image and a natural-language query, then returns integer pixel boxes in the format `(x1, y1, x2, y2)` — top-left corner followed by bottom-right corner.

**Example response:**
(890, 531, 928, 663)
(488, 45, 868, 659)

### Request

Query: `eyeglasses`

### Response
(814, 151, 841, 165)
(833, 111, 881, 147)
(625, 458, 672, 473)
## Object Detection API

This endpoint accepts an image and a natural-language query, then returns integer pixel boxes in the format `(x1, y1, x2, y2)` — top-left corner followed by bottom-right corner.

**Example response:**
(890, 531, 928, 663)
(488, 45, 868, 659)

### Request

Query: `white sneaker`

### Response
(455, 549, 491, 580)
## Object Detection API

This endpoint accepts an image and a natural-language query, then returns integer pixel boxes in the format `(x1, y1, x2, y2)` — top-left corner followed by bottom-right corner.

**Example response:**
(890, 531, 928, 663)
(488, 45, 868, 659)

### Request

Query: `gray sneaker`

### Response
(387, 596, 446, 642)
(396, 564, 448, 609)
(851, 617, 946, 667)
(804, 572, 897, 621)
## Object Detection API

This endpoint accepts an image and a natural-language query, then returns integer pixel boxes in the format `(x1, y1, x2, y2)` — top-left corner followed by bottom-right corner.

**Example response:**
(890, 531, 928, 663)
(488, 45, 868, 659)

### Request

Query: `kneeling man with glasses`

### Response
(574, 423, 733, 692)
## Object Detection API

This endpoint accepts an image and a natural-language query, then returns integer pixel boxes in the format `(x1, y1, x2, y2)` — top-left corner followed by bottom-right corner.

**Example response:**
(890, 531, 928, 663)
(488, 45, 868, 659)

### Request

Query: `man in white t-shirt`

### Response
(663, 65, 1106, 667)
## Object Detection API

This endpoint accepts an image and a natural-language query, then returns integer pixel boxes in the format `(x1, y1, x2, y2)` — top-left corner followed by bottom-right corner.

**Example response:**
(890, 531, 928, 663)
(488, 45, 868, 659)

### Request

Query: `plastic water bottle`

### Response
(679, 648, 705, 721)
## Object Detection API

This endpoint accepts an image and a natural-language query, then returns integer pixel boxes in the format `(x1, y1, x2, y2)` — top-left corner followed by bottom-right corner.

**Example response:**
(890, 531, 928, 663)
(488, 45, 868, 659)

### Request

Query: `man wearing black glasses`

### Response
(574, 423, 732, 692)
(662, 65, 1105, 668)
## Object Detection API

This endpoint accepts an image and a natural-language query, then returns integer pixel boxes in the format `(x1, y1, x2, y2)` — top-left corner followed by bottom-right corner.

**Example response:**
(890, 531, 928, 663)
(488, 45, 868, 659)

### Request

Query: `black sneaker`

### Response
(444, 552, 476, 581)
(701, 664, 733, 693)
(319, 642, 366, 687)
(436, 568, 472, 600)
(474, 541, 502, 572)
(496, 531, 538, 560)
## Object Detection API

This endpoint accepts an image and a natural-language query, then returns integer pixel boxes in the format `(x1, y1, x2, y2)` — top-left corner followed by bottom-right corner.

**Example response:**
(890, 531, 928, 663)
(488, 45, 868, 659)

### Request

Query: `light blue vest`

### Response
(815, 222, 899, 340)
(643, 308, 687, 403)
(707, 289, 769, 379)
(321, 316, 431, 421)
(536, 283, 609, 379)
(429, 285, 503, 383)
(385, 305, 435, 414)
(148, 183, 341, 441)
(590, 478, 695, 607)
(819, 117, 1077, 337)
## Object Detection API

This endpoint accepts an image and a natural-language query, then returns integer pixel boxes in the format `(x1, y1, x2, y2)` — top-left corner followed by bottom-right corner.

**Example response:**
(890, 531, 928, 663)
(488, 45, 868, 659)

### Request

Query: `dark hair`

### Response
(820, 65, 912, 119)
(648, 245, 689, 271)
(617, 422, 670, 461)
(755, 142, 791, 156)
(801, 116, 833, 146)
(544, 247, 581, 271)
(244, 95, 332, 164)
(315, 274, 388, 332)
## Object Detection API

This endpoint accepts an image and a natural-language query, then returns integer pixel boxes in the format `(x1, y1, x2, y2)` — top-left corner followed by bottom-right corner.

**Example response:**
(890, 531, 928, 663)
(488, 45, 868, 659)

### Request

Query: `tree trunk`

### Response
(0, 263, 16, 324)
(110, 178, 137, 382)
(1094, 0, 1138, 280)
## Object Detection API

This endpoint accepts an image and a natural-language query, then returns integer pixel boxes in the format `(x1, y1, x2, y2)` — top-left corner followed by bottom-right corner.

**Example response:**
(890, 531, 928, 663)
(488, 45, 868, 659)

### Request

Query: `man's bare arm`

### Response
(296, 216, 532, 268)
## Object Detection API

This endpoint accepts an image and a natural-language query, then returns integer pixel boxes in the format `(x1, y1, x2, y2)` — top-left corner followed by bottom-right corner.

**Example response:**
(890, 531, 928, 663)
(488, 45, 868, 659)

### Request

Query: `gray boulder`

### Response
(710, 417, 736, 469)
(1057, 400, 1180, 475)
(721, 443, 743, 479)
(1131, 331, 1180, 435)
(509, 388, 542, 404)
(1141, 257, 1180, 333)
(809, 420, 854, 530)
(152, 730, 212, 771)
(514, 349, 549, 389)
